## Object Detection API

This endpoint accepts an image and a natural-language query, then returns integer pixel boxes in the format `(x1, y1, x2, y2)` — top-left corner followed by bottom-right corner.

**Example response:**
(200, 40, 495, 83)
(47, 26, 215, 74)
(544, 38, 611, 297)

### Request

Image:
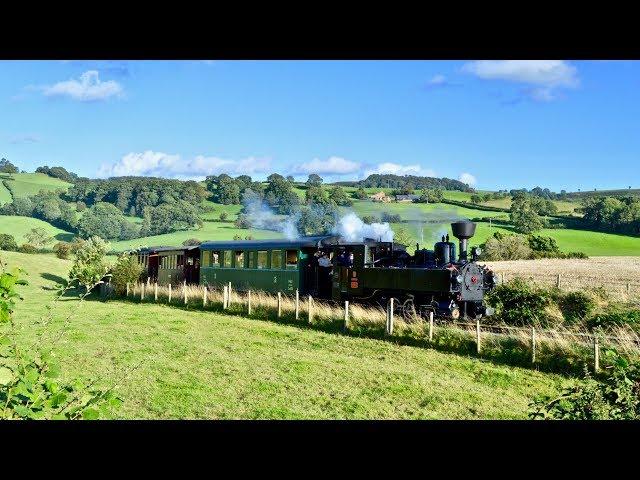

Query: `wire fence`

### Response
(495, 271, 640, 297)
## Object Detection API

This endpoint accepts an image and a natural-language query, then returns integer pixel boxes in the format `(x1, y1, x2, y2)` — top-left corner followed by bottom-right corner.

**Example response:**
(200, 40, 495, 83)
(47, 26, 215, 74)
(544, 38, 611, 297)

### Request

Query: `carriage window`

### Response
(235, 251, 245, 269)
(177, 254, 184, 267)
(286, 250, 298, 269)
(257, 250, 268, 269)
(271, 250, 282, 269)
(202, 251, 210, 267)
(223, 251, 232, 268)
(211, 251, 220, 267)
(248, 251, 256, 269)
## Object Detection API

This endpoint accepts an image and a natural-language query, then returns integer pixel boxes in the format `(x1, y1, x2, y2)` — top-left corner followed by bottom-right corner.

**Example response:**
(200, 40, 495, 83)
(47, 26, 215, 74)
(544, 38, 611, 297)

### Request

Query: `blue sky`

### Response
(1, 60, 638, 191)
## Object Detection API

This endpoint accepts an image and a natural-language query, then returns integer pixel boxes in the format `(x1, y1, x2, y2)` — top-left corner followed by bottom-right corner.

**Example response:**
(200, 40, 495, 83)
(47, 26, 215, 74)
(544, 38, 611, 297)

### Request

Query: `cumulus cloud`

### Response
(293, 156, 361, 175)
(42, 70, 124, 102)
(97, 151, 271, 179)
(461, 60, 579, 101)
(458, 172, 477, 186)
(364, 162, 436, 178)
(424, 74, 456, 89)
(9, 134, 40, 144)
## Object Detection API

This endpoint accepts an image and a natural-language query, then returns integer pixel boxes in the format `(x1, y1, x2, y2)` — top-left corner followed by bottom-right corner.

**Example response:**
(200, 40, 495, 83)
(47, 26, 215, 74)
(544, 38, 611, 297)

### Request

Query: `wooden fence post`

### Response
(386, 298, 394, 335)
(295, 289, 300, 320)
(147, 276, 151, 287)
(594, 336, 600, 373)
(203, 286, 207, 307)
(223, 285, 228, 309)
(126, 282, 130, 297)
(168, 283, 172, 303)
(183, 281, 187, 305)
(277, 292, 282, 318)
(308, 295, 313, 324)
(627, 282, 631, 295)
(344, 301, 349, 330)
(154, 282, 158, 301)
(531, 326, 536, 364)
(247, 290, 252, 315)
(140, 282, 145, 301)
(476, 318, 481, 354)
(501, 272, 505, 284)
(429, 311, 434, 341)
(228, 282, 232, 305)
(556, 273, 561, 288)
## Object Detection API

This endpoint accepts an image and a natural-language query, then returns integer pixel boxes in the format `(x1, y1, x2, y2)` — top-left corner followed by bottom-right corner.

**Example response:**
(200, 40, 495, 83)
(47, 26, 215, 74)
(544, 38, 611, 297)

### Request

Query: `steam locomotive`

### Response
(133, 220, 496, 320)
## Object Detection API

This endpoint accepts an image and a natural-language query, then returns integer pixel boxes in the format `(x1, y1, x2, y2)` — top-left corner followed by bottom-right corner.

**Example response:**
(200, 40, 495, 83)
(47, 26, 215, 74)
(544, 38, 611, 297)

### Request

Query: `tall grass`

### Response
(122, 281, 640, 377)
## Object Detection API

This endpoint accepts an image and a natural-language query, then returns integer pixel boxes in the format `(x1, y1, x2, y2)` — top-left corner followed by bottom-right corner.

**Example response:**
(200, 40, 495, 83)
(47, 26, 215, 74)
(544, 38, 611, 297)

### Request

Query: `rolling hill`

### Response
(0, 172, 72, 200)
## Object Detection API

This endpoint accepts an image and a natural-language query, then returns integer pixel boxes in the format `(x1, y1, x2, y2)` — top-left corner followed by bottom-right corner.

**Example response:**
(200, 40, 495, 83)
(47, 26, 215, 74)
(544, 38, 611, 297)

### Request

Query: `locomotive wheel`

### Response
(402, 298, 419, 323)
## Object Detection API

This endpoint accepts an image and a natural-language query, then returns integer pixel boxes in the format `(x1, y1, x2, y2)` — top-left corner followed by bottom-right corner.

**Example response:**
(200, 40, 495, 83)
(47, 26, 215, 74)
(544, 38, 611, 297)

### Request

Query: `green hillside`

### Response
(0, 181, 11, 205)
(0, 215, 74, 244)
(1, 250, 569, 419)
(0, 172, 72, 199)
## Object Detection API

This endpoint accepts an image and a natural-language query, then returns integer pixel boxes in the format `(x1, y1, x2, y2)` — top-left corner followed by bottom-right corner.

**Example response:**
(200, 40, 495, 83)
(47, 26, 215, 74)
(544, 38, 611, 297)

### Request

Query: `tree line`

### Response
(335, 173, 472, 192)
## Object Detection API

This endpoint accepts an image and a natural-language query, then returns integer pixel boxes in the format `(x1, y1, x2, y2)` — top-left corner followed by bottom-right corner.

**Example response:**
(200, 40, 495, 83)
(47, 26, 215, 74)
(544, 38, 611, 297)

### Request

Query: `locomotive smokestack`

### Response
(451, 221, 476, 262)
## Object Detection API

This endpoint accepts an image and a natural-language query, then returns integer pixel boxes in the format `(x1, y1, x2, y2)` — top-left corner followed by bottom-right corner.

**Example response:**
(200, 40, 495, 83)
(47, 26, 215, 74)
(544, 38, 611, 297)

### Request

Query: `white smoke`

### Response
(241, 196, 300, 240)
(332, 212, 395, 242)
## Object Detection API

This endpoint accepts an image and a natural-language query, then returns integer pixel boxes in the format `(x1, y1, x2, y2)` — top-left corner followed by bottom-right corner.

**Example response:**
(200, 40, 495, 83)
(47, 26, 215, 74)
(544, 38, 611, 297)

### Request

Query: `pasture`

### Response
(0, 215, 74, 244)
(1, 250, 569, 419)
(0, 172, 72, 199)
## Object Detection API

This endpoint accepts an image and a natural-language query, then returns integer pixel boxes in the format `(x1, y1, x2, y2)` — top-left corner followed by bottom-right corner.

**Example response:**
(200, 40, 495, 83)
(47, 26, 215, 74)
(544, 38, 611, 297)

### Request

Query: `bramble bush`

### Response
(0, 234, 18, 252)
(486, 278, 553, 326)
(53, 241, 72, 259)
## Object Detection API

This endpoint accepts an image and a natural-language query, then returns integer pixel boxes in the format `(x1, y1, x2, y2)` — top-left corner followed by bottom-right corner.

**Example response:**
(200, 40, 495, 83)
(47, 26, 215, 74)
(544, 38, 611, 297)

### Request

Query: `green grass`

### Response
(0, 215, 74, 244)
(110, 220, 283, 252)
(1, 250, 569, 419)
(0, 181, 12, 205)
(0, 172, 72, 199)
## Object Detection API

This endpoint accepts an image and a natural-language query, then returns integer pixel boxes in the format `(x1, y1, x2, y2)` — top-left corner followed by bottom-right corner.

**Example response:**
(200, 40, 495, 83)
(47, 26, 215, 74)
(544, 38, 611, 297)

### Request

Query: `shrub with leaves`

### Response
(68, 236, 109, 292)
(558, 291, 597, 324)
(182, 238, 202, 246)
(1, 259, 122, 419)
(18, 243, 38, 254)
(110, 253, 143, 295)
(486, 278, 552, 326)
(53, 241, 72, 259)
(24, 227, 53, 249)
(0, 234, 19, 252)
(481, 233, 532, 261)
(530, 350, 640, 419)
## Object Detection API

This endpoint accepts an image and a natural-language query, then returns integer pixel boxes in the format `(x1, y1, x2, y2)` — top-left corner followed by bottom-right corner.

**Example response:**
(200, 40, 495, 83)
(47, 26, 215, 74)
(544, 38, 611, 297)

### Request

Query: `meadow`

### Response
(0, 172, 72, 200)
(1, 249, 570, 419)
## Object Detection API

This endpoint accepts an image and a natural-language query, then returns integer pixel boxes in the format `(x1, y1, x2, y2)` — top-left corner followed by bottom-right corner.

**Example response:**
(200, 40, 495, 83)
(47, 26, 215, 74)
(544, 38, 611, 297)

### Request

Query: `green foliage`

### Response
(510, 192, 546, 234)
(140, 201, 202, 237)
(530, 352, 640, 419)
(18, 244, 38, 254)
(0, 234, 18, 252)
(305, 174, 323, 187)
(264, 174, 300, 215)
(77, 202, 140, 240)
(381, 212, 401, 223)
(580, 196, 640, 235)
(234, 214, 251, 229)
(358, 174, 470, 192)
(353, 187, 368, 200)
(0, 190, 77, 232)
(328, 186, 353, 207)
(0, 158, 19, 174)
(182, 238, 202, 246)
(35, 165, 79, 183)
(361, 215, 380, 225)
(53, 241, 72, 259)
(0, 259, 121, 419)
(417, 188, 443, 203)
(68, 236, 109, 292)
(481, 233, 532, 260)
(393, 227, 412, 247)
(487, 278, 552, 326)
(219, 211, 229, 222)
(587, 305, 640, 331)
(110, 253, 143, 295)
(295, 204, 338, 236)
(558, 291, 597, 323)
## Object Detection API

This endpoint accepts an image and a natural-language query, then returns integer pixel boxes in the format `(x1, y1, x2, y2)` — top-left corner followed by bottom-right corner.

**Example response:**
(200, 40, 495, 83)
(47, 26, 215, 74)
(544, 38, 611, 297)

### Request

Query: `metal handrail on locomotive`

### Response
(131, 220, 496, 320)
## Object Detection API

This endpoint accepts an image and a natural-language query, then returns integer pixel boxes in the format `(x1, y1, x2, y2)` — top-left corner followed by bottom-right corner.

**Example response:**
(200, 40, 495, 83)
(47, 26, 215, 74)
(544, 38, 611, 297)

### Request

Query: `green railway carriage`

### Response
(199, 237, 330, 294)
(135, 245, 200, 285)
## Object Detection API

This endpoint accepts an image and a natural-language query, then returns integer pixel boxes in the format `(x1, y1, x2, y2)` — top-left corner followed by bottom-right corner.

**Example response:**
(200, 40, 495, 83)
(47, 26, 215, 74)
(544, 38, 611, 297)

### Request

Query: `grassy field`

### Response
(0, 180, 11, 205)
(0, 250, 571, 419)
(0, 172, 72, 199)
(0, 215, 74, 244)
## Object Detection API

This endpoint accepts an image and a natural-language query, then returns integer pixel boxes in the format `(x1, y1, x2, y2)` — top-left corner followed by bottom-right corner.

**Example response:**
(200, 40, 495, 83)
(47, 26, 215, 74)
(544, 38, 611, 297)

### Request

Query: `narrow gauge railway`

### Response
(132, 220, 496, 320)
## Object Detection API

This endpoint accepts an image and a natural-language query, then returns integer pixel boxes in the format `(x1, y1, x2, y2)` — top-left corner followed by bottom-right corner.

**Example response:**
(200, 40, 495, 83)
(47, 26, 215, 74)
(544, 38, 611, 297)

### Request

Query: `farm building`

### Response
(394, 194, 420, 202)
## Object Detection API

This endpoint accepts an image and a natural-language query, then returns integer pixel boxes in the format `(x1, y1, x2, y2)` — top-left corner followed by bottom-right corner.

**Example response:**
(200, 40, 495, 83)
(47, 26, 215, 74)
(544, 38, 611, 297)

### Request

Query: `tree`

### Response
(110, 253, 143, 295)
(510, 193, 545, 234)
(481, 233, 532, 260)
(68, 236, 110, 292)
(53, 241, 72, 259)
(295, 204, 338, 236)
(305, 174, 323, 187)
(286, 175, 295, 183)
(264, 175, 300, 215)
(0, 158, 18, 174)
(329, 186, 353, 207)
(393, 227, 412, 246)
(0, 234, 19, 251)
(353, 187, 368, 200)
(24, 228, 53, 248)
(219, 211, 229, 222)
(140, 201, 202, 237)
(77, 202, 141, 240)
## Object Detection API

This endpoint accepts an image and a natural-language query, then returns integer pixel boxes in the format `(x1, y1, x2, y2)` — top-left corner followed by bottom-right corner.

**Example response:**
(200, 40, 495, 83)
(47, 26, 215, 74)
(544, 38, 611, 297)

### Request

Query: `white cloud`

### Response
(97, 151, 271, 179)
(42, 70, 124, 102)
(9, 134, 40, 144)
(364, 162, 436, 178)
(293, 156, 361, 175)
(425, 74, 448, 88)
(462, 60, 578, 101)
(458, 172, 477, 186)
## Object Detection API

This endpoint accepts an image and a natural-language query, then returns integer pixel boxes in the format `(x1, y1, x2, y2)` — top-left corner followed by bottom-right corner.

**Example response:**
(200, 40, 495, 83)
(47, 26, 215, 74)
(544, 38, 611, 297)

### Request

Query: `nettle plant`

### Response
(0, 259, 122, 420)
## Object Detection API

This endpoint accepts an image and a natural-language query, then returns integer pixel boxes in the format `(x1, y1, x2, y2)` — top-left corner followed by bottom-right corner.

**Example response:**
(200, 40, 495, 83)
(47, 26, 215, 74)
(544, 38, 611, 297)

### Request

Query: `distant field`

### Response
(0, 172, 72, 199)
(1, 250, 568, 419)
(0, 215, 74, 244)
(110, 220, 283, 252)
(0, 180, 11, 204)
